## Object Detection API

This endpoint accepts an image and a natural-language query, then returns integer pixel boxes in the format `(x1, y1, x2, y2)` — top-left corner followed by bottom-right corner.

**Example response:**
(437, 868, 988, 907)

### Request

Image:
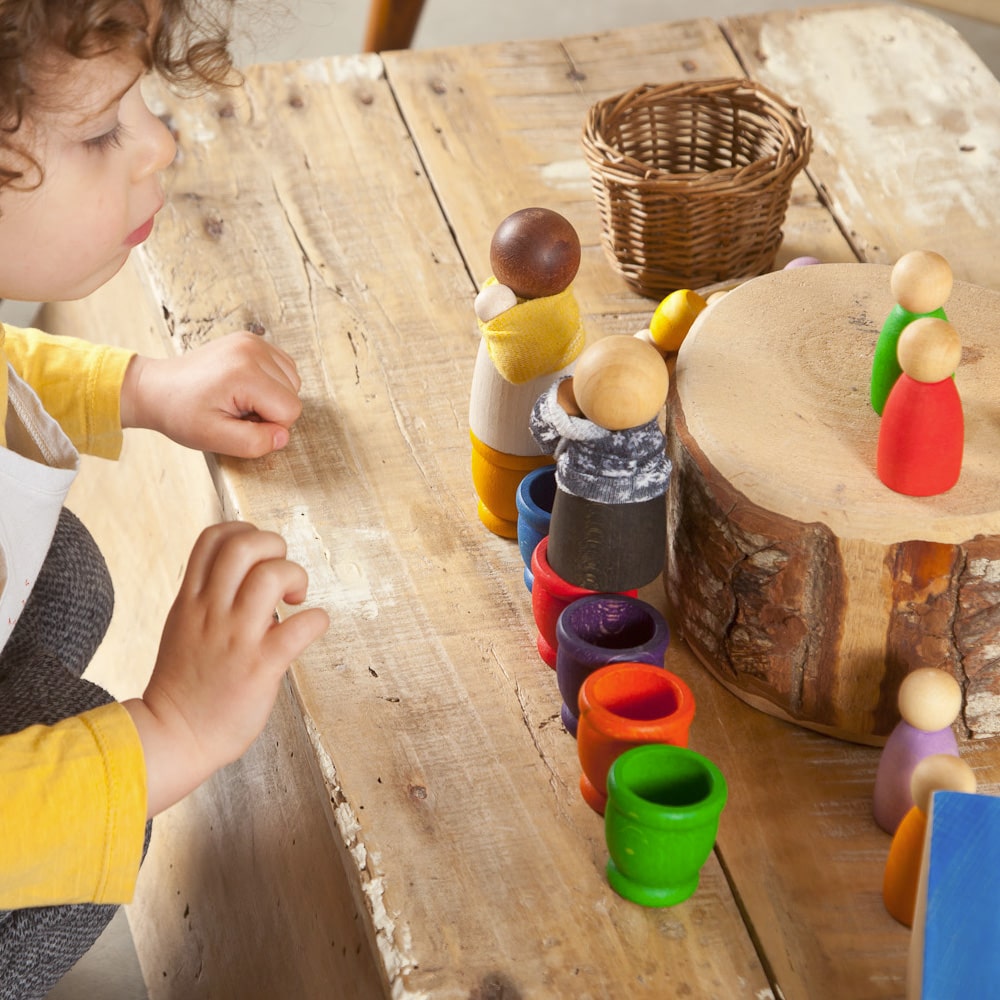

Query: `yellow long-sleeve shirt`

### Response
(2, 323, 131, 457)
(1, 322, 148, 908)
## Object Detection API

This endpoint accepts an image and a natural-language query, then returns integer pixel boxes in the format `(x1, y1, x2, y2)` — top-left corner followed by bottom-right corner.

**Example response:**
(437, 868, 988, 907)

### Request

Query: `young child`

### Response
(0, 1, 330, 994)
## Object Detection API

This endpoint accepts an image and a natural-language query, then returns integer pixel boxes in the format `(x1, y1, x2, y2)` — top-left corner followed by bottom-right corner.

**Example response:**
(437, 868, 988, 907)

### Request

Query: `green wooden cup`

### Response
(605, 744, 727, 907)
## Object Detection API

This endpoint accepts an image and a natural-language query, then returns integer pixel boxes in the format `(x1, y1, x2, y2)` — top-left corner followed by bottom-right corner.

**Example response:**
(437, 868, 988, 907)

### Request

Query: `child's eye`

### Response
(84, 122, 126, 152)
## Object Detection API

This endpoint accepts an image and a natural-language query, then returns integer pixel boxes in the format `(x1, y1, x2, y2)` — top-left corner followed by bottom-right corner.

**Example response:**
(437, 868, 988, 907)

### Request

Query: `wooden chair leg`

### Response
(362, 0, 427, 53)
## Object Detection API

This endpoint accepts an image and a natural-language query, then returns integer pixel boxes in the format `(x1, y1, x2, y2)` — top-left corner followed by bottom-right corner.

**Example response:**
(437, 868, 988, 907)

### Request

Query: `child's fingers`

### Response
(230, 331, 301, 392)
(237, 376, 303, 430)
(257, 341, 302, 393)
(206, 416, 295, 460)
(197, 525, 289, 607)
(263, 606, 330, 664)
(233, 556, 310, 625)
(180, 521, 259, 594)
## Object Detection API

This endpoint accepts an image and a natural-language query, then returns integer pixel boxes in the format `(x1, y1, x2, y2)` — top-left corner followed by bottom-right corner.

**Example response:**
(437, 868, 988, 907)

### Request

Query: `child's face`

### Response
(0, 49, 177, 303)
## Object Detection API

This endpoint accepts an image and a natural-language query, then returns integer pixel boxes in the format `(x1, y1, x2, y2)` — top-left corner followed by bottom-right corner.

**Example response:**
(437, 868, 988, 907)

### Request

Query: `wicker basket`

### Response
(582, 78, 812, 298)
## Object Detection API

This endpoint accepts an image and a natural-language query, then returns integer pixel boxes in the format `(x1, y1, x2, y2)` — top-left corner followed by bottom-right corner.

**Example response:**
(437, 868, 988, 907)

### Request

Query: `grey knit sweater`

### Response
(529, 378, 671, 504)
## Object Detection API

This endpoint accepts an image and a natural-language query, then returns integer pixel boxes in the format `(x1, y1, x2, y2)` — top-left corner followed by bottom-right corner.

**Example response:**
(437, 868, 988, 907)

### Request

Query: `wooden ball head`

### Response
(896, 318, 961, 383)
(474, 282, 518, 322)
(571, 336, 669, 431)
(489, 207, 581, 300)
(890, 251, 953, 314)
(909, 754, 976, 813)
(897, 668, 962, 733)
(882, 752, 975, 928)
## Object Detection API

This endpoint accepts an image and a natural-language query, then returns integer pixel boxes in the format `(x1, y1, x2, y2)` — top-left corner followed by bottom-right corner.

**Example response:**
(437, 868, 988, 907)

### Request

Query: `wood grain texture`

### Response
(96, 50, 765, 999)
(52, 6, 1000, 1000)
(382, 15, 856, 333)
(666, 264, 1000, 741)
(724, 4, 1000, 288)
(41, 248, 387, 1000)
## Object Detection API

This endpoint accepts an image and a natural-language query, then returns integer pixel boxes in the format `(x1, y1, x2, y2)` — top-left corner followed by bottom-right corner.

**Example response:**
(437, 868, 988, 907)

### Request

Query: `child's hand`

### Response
(123, 521, 329, 817)
(120, 332, 305, 458)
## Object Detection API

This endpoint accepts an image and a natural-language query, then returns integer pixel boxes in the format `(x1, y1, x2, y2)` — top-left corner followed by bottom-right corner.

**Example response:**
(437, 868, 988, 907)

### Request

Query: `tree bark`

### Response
(665, 264, 1000, 742)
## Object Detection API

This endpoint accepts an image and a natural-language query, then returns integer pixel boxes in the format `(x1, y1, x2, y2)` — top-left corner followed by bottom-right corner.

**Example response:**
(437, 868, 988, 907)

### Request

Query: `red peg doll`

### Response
(876, 317, 963, 497)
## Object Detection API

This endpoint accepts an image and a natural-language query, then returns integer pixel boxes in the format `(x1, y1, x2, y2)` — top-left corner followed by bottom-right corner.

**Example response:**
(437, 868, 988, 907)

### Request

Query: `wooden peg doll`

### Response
(529, 335, 671, 592)
(870, 250, 952, 415)
(873, 667, 962, 834)
(876, 317, 963, 496)
(883, 753, 976, 927)
(469, 207, 585, 538)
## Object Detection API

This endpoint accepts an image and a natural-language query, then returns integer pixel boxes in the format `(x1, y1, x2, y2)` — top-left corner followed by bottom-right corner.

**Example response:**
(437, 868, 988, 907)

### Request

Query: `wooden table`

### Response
(46, 4, 1000, 998)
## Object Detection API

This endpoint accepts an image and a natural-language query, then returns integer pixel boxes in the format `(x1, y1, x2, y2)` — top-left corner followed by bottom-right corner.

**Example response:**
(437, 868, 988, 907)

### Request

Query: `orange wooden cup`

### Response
(577, 662, 696, 814)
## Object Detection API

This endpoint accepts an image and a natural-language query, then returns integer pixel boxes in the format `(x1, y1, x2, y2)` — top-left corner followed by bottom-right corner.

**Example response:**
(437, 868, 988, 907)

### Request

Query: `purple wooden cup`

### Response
(555, 595, 670, 737)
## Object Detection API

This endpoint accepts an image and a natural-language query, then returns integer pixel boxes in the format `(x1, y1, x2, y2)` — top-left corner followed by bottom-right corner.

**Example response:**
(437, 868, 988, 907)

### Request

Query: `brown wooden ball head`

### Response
(489, 207, 581, 299)
(571, 336, 669, 431)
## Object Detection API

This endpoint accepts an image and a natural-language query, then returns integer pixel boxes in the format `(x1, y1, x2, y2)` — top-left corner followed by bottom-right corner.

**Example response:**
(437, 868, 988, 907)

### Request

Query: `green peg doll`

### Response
(870, 250, 952, 415)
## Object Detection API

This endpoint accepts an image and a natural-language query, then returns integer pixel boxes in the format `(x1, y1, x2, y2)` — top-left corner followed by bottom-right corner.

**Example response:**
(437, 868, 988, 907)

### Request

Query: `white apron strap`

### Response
(0, 365, 79, 648)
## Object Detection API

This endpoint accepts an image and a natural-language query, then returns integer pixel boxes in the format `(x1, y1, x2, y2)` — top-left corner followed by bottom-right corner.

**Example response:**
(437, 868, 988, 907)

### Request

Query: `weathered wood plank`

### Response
(679, 6, 1000, 997)
(42, 263, 388, 999)
(61, 47, 770, 998)
(383, 16, 857, 332)
(724, 4, 1000, 288)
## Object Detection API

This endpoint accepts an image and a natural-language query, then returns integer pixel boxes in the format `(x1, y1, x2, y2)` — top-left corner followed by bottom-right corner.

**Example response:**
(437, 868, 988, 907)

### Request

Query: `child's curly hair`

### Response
(0, 0, 237, 191)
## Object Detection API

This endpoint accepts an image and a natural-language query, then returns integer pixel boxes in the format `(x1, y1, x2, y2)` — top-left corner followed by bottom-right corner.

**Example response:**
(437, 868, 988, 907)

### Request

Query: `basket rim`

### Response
(582, 76, 812, 191)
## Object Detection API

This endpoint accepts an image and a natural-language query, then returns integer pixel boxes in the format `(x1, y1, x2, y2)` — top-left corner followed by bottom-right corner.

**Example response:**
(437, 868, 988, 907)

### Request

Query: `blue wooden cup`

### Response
(515, 464, 556, 591)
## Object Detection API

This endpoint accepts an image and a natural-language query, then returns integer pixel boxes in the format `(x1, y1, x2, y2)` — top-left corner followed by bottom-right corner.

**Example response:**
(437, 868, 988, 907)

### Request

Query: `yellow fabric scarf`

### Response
(478, 277, 584, 384)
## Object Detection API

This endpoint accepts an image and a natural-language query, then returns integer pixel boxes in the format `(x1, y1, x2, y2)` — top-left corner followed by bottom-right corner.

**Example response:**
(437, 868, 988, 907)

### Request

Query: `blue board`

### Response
(912, 790, 1000, 999)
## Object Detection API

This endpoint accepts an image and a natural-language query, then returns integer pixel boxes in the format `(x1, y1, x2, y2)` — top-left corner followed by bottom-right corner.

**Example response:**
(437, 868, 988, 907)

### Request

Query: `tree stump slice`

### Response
(665, 263, 1000, 743)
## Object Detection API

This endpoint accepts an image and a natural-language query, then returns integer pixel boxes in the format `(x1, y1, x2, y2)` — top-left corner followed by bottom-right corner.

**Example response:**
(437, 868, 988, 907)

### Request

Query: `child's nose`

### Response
(133, 111, 177, 181)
